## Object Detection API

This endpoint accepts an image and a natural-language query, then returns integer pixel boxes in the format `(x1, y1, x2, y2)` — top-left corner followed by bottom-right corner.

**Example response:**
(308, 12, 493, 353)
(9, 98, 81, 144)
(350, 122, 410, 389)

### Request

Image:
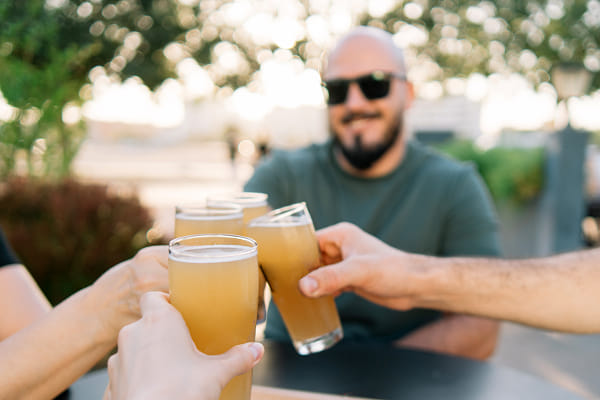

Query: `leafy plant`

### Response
(2, 0, 597, 178)
(435, 140, 545, 204)
(0, 177, 164, 304)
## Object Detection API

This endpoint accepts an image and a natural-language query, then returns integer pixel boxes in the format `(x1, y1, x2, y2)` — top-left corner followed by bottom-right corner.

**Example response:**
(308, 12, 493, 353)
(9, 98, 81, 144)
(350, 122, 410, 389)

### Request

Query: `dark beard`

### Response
(332, 113, 402, 171)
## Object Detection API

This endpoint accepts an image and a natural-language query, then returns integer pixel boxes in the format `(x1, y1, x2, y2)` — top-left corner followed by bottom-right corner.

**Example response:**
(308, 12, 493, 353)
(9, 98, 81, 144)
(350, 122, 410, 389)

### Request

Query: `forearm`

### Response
(413, 249, 600, 333)
(0, 265, 52, 339)
(395, 314, 499, 360)
(0, 287, 115, 399)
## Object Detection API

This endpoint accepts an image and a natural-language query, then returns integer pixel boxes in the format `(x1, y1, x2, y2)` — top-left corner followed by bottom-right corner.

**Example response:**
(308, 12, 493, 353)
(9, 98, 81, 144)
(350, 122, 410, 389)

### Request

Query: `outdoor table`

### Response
(68, 339, 583, 399)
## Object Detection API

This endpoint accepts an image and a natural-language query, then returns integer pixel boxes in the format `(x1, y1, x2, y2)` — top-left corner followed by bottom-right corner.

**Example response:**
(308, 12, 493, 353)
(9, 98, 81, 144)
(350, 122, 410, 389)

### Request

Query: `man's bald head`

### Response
(324, 27, 407, 79)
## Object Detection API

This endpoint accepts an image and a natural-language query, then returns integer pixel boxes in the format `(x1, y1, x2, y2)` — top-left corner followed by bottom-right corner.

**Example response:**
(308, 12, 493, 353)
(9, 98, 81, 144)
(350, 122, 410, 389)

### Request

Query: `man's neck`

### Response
(334, 133, 407, 178)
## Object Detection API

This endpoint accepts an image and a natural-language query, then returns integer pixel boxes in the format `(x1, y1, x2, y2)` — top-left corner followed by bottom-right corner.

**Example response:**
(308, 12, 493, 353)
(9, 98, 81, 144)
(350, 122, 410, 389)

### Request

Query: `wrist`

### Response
(82, 279, 126, 347)
(405, 253, 451, 309)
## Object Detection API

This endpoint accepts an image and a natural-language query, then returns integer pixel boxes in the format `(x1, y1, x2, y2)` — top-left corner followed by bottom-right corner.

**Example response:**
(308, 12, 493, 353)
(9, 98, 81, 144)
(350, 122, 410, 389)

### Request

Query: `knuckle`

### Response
(117, 323, 134, 346)
(107, 354, 118, 375)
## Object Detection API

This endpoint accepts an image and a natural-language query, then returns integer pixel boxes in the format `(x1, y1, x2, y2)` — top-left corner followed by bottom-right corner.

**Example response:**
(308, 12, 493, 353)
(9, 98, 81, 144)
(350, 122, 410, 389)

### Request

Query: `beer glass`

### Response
(207, 192, 270, 322)
(169, 234, 259, 400)
(207, 192, 269, 225)
(247, 202, 343, 355)
(174, 203, 244, 238)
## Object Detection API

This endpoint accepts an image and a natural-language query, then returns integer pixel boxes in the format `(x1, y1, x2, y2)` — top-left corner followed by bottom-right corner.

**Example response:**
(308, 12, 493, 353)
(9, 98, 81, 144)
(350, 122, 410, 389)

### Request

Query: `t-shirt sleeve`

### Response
(244, 151, 294, 209)
(440, 165, 502, 257)
(0, 227, 20, 267)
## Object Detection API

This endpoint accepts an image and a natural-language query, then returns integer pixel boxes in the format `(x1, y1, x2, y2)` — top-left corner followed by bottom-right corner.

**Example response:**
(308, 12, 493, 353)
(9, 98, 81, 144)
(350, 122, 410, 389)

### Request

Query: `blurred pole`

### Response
(550, 127, 589, 253)
(550, 62, 594, 253)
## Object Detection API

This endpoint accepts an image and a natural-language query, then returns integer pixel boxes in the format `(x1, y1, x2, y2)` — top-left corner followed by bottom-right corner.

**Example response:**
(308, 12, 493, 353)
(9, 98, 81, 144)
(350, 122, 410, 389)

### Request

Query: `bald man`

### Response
(245, 26, 502, 360)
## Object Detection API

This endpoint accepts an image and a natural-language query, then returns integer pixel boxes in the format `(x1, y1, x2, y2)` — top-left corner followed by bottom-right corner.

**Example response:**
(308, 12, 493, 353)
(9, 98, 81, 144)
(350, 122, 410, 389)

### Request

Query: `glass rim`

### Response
(175, 203, 244, 219)
(248, 202, 309, 226)
(207, 192, 268, 208)
(169, 234, 258, 261)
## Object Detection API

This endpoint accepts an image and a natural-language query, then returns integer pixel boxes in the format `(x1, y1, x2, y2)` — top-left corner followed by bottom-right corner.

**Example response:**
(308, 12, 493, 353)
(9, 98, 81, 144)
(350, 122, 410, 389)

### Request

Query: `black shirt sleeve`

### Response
(0, 227, 20, 267)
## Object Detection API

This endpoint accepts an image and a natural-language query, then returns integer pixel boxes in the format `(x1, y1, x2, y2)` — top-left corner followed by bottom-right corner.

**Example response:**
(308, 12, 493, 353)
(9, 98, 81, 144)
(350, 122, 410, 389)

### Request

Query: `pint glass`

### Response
(174, 203, 244, 237)
(208, 192, 270, 322)
(247, 202, 343, 355)
(207, 192, 269, 225)
(169, 234, 259, 400)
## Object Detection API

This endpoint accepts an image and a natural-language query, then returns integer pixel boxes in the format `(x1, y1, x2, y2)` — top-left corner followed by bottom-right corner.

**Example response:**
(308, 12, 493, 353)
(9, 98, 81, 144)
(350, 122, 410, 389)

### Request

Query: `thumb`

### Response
(299, 259, 366, 297)
(216, 342, 264, 381)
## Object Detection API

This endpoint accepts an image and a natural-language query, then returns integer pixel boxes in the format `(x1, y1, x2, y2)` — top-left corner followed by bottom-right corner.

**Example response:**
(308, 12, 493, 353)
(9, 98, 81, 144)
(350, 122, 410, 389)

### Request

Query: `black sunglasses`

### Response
(322, 71, 406, 105)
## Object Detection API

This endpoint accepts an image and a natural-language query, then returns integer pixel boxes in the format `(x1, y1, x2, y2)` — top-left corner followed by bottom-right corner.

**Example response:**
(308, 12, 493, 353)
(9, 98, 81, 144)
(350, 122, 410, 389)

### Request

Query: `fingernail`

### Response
(248, 342, 263, 361)
(300, 276, 318, 295)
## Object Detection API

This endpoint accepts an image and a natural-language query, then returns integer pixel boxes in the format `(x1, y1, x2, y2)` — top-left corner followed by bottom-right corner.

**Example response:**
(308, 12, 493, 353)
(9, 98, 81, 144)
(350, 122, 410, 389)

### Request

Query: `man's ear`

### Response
(403, 80, 415, 110)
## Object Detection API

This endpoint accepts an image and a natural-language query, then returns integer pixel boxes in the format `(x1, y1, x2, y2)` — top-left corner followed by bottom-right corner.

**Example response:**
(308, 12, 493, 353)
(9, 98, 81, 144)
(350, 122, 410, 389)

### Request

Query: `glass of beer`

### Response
(207, 192, 269, 225)
(247, 202, 343, 355)
(169, 234, 259, 400)
(207, 192, 270, 322)
(174, 203, 244, 237)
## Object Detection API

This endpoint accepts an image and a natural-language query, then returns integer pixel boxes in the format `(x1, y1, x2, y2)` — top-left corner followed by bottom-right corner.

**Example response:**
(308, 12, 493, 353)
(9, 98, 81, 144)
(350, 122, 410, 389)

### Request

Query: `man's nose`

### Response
(344, 82, 370, 109)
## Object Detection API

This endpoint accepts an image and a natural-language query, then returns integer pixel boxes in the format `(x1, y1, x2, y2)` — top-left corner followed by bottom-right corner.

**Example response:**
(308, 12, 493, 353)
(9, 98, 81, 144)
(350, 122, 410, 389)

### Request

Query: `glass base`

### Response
(293, 327, 343, 355)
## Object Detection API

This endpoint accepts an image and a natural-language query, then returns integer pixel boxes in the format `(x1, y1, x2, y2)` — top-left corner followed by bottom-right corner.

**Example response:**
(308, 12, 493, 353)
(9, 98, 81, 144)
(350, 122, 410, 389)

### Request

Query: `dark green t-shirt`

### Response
(245, 139, 501, 342)
(0, 227, 20, 268)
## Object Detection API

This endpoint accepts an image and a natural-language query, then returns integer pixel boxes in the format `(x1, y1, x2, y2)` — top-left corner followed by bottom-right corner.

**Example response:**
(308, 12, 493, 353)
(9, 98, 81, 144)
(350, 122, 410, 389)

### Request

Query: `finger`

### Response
(102, 384, 111, 400)
(299, 259, 367, 297)
(138, 292, 183, 327)
(107, 353, 118, 379)
(151, 268, 170, 294)
(316, 222, 361, 259)
(136, 245, 169, 269)
(106, 353, 119, 399)
(139, 291, 171, 315)
(216, 342, 264, 380)
(315, 224, 346, 255)
(319, 241, 343, 265)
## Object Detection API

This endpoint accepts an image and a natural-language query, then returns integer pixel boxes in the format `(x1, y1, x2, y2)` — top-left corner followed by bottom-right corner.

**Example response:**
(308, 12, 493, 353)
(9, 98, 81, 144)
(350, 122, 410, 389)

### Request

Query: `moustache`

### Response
(341, 112, 382, 124)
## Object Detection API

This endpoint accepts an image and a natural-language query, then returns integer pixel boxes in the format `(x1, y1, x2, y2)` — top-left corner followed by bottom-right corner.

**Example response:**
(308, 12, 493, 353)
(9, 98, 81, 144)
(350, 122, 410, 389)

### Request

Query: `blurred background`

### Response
(1, 1, 599, 398)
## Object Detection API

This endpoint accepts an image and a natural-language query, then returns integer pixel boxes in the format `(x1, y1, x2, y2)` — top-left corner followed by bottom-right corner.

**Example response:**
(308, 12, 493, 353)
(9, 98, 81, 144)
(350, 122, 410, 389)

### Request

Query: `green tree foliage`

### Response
(1, 2, 91, 178)
(435, 139, 545, 204)
(361, 0, 599, 90)
(1, 0, 598, 177)
(0, 0, 186, 177)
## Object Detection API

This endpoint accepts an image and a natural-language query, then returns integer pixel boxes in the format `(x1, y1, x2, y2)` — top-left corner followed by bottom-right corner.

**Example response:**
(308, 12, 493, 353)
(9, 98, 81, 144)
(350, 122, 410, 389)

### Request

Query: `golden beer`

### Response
(169, 235, 259, 400)
(242, 203, 270, 224)
(207, 192, 270, 322)
(247, 203, 343, 355)
(207, 192, 270, 225)
(174, 204, 244, 238)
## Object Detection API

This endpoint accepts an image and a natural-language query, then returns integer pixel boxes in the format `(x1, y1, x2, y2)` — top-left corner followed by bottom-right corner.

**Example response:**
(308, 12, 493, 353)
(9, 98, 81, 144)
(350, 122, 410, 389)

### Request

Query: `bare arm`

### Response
(300, 223, 600, 334)
(0, 265, 52, 340)
(0, 246, 168, 400)
(416, 251, 600, 333)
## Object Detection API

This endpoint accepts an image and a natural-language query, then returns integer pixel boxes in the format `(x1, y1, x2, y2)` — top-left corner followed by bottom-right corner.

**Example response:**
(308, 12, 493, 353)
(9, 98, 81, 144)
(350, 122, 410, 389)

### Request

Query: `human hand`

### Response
(105, 291, 264, 400)
(299, 222, 425, 310)
(87, 246, 169, 342)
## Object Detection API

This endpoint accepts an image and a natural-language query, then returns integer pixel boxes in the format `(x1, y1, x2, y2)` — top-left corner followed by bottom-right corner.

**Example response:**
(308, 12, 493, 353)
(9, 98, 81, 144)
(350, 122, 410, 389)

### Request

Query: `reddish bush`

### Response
(0, 177, 163, 304)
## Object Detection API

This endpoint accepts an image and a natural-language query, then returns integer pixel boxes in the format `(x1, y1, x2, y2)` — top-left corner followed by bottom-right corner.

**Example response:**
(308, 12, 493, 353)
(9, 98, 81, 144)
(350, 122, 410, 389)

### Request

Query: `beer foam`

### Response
(208, 193, 268, 208)
(239, 199, 267, 208)
(248, 214, 310, 228)
(176, 212, 243, 221)
(170, 245, 257, 263)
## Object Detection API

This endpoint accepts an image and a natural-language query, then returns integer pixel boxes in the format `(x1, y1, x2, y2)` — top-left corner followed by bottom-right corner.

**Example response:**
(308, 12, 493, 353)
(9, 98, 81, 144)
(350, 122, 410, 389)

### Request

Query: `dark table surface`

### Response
(69, 340, 583, 399)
